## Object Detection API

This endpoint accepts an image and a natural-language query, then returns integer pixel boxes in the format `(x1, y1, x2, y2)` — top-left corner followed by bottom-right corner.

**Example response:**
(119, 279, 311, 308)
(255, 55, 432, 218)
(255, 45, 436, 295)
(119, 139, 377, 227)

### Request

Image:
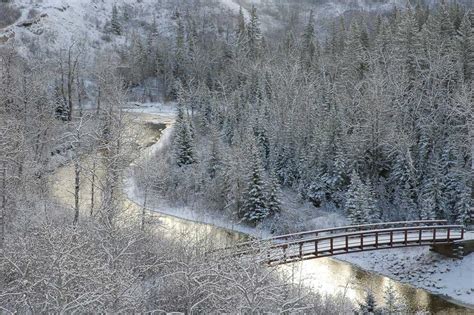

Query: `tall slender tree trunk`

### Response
(141, 185, 148, 231)
(0, 162, 6, 249)
(73, 160, 80, 225)
(90, 158, 96, 216)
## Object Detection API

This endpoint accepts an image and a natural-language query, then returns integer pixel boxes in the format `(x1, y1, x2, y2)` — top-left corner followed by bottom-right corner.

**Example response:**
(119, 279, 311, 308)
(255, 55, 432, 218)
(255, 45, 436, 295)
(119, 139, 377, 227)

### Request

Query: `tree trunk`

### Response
(73, 160, 80, 225)
(141, 185, 148, 231)
(0, 161, 6, 249)
(91, 158, 96, 216)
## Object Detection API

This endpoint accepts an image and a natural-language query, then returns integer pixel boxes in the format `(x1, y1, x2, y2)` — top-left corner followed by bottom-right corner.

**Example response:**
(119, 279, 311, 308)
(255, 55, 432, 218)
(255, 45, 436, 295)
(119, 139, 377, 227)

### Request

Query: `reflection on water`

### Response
(278, 258, 471, 314)
(50, 113, 473, 314)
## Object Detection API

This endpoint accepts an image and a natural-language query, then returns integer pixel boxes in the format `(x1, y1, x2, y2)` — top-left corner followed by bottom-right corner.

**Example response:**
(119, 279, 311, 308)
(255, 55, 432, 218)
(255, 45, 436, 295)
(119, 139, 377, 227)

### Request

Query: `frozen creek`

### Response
(51, 103, 473, 314)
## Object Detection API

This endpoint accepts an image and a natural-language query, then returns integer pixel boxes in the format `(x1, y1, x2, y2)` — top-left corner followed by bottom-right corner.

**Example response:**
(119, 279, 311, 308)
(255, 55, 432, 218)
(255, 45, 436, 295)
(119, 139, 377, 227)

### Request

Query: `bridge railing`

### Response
(231, 224, 464, 260)
(232, 220, 449, 250)
(266, 220, 449, 242)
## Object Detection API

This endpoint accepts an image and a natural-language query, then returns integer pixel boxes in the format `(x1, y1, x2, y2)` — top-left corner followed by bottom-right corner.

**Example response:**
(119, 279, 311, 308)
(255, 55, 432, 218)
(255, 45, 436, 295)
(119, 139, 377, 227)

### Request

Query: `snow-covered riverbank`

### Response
(123, 102, 474, 309)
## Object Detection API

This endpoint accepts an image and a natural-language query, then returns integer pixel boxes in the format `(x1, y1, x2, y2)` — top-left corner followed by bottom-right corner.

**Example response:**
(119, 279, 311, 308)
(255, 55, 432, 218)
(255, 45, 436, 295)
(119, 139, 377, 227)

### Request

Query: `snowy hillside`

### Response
(1, 0, 182, 56)
(0, 0, 153, 54)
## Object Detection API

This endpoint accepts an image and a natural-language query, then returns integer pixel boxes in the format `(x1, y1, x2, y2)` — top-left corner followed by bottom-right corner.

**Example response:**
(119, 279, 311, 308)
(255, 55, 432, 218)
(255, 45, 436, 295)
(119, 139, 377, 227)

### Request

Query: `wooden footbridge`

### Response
(225, 220, 465, 266)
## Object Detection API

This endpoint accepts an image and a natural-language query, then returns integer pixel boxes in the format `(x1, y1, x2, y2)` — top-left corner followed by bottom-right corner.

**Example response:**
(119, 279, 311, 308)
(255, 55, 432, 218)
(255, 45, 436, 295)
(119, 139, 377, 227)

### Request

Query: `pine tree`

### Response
(253, 115, 270, 164)
(174, 17, 186, 81)
(345, 171, 379, 225)
(247, 6, 263, 60)
(54, 85, 68, 121)
(242, 144, 269, 224)
(454, 178, 471, 224)
(187, 19, 198, 61)
(173, 86, 195, 167)
(439, 143, 459, 221)
(345, 171, 365, 225)
(359, 289, 379, 315)
(382, 282, 406, 315)
(236, 6, 247, 51)
(418, 157, 442, 220)
(457, 14, 474, 82)
(390, 151, 417, 220)
(343, 20, 368, 81)
(207, 124, 221, 179)
(396, 6, 419, 83)
(326, 145, 347, 205)
(111, 4, 122, 35)
(301, 10, 316, 68)
(419, 195, 437, 221)
(374, 18, 391, 60)
(266, 173, 282, 216)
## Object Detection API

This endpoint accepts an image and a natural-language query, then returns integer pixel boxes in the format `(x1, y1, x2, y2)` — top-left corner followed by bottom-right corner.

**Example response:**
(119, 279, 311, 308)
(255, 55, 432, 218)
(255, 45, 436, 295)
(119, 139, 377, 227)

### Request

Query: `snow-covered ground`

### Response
(123, 101, 177, 117)
(123, 102, 474, 308)
(2, 0, 176, 57)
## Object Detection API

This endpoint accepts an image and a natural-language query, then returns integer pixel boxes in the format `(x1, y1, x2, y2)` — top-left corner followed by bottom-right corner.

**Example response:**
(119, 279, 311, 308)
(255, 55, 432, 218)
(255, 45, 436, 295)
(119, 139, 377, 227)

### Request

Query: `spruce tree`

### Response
(267, 173, 282, 216)
(454, 178, 471, 225)
(242, 144, 269, 224)
(418, 158, 442, 220)
(247, 6, 263, 60)
(236, 6, 247, 51)
(391, 151, 417, 220)
(343, 20, 368, 81)
(111, 4, 122, 35)
(345, 171, 365, 225)
(174, 17, 186, 82)
(345, 171, 379, 225)
(207, 124, 221, 179)
(359, 289, 379, 315)
(301, 10, 316, 68)
(457, 14, 474, 82)
(382, 282, 406, 315)
(173, 87, 195, 167)
(396, 6, 419, 83)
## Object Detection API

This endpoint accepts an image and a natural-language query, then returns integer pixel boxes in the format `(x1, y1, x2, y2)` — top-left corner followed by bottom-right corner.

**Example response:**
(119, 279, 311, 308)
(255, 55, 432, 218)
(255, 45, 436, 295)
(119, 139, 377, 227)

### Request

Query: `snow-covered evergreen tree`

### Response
(457, 13, 474, 82)
(242, 143, 269, 224)
(207, 123, 221, 179)
(236, 6, 247, 52)
(358, 289, 379, 315)
(174, 17, 186, 82)
(390, 151, 417, 220)
(173, 87, 196, 167)
(454, 178, 471, 224)
(381, 282, 406, 315)
(266, 172, 282, 216)
(345, 171, 379, 225)
(111, 4, 122, 35)
(301, 10, 317, 68)
(247, 6, 263, 59)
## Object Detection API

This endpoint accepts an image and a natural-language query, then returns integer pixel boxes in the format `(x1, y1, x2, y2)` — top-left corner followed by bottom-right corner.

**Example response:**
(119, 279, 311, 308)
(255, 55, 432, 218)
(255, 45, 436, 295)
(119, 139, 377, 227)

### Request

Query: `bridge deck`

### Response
(226, 221, 464, 266)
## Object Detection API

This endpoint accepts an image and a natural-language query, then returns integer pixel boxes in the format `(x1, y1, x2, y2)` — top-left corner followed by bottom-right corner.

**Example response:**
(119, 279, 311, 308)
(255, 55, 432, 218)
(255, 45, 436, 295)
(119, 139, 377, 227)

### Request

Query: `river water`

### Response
(50, 111, 473, 314)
